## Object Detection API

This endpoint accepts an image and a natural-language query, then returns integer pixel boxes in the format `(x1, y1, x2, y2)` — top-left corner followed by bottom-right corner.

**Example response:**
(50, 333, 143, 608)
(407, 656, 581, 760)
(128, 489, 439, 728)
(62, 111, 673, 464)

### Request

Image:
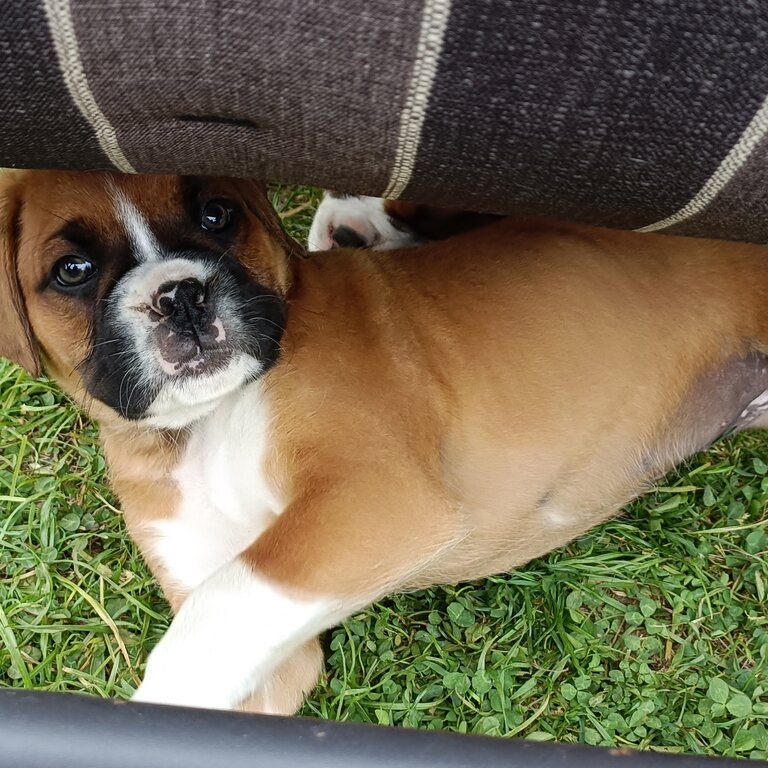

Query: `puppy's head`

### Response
(0, 170, 300, 428)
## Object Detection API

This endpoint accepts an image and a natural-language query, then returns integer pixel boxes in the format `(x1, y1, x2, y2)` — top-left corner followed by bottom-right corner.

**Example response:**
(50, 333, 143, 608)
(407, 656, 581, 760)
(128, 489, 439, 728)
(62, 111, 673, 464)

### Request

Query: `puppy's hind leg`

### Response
(239, 638, 324, 715)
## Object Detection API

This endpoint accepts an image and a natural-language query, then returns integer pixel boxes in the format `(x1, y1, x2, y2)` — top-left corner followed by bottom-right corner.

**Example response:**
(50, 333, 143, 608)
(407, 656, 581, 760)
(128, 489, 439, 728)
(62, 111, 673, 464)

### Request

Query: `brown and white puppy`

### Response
(307, 191, 501, 251)
(3, 169, 768, 714)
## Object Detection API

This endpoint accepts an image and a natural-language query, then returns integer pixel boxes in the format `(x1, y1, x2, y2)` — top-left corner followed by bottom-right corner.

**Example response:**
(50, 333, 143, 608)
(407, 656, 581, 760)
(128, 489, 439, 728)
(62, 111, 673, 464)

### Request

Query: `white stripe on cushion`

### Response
(382, 0, 453, 200)
(636, 92, 768, 232)
(42, 0, 136, 174)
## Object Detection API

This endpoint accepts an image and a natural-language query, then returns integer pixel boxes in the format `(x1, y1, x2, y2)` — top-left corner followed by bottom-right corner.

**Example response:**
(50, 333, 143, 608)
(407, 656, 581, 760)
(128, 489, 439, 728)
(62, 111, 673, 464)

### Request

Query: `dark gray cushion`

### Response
(3, 0, 768, 242)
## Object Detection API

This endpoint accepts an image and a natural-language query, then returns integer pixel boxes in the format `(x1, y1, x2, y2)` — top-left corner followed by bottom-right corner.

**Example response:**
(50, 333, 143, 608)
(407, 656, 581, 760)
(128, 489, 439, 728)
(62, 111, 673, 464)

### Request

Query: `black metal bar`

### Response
(0, 690, 755, 768)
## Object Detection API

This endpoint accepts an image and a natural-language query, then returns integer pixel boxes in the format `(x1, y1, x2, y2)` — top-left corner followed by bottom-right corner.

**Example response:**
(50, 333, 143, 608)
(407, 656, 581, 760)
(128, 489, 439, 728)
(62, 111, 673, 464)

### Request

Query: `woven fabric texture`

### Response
(2, 0, 768, 241)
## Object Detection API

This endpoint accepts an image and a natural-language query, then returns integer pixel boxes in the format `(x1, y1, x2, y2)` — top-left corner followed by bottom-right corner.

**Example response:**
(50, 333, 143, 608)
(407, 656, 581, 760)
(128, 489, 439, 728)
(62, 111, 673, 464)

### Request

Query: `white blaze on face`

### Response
(116, 257, 213, 310)
(112, 187, 164, 263)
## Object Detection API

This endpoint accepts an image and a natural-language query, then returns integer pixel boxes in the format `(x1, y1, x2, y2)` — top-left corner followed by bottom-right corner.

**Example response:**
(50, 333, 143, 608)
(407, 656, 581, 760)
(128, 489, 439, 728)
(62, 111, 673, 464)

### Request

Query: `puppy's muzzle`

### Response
(150, 277, 228, 375)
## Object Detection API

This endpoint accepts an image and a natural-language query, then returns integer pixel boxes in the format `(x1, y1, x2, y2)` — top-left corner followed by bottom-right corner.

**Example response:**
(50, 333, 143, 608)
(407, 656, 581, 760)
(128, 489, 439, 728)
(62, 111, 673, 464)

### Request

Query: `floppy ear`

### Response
(243, 181, 307, 261)
(0, 178, 41, 376)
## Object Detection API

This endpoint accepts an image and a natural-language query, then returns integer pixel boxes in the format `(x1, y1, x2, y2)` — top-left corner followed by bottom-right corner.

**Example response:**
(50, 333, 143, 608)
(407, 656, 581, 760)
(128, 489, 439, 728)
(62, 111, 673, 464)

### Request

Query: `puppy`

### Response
(307, 191, 501, 251)
(3, 169, 768, 714)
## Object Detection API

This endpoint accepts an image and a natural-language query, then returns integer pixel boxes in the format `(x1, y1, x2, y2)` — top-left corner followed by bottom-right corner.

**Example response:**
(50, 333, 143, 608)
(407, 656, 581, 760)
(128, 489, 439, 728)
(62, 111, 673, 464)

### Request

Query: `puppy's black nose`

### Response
(153, 278, 207, 330)
(331, 225, 368, 249)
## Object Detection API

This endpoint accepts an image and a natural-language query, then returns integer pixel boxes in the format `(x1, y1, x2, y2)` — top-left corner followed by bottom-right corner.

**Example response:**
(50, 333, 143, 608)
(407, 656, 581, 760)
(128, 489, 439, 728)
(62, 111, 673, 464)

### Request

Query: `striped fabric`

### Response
(3, 0, 768, 242)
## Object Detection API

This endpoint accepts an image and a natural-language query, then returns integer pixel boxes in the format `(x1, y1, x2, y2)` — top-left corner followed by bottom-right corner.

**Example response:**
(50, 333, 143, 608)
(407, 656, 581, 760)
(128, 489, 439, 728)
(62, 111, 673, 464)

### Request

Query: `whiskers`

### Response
(75, 330, 152, 419)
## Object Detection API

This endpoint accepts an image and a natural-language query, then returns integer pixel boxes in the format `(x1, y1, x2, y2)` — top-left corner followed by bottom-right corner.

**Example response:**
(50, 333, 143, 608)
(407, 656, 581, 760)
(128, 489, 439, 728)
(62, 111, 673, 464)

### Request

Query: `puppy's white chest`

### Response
(149, 382, 282, 592)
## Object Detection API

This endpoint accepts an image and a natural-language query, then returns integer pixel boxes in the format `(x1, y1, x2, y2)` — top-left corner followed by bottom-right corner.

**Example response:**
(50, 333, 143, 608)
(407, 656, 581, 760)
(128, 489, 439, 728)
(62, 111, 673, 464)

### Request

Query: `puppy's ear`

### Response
(0, 178, 41, 376)
(243, 181, 307, 261)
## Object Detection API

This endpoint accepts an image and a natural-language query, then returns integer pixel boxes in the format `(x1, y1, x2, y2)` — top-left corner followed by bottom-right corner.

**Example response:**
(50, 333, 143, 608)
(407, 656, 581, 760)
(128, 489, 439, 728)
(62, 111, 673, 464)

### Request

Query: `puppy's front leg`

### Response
(132, 557, 338, 710)
(132, 481, 455, 710)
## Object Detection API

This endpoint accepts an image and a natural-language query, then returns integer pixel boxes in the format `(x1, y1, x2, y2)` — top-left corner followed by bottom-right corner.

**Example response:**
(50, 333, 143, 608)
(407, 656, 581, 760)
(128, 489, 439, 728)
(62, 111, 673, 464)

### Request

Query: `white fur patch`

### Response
(113, 189, 163, 263)
(539, 499, 572, 528)
(116, 257, 212, 312)
(135, 381, 343, 711)
(307, 193, 419, 252)
(132, 559, 341, 710)
(148, 379, 281, 591)
(145, 355, 261, 429)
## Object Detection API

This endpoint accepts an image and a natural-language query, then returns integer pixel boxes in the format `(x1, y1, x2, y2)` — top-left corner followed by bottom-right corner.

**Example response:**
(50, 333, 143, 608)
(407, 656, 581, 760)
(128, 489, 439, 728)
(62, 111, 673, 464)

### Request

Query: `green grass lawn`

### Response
(2, 187, 768, 758)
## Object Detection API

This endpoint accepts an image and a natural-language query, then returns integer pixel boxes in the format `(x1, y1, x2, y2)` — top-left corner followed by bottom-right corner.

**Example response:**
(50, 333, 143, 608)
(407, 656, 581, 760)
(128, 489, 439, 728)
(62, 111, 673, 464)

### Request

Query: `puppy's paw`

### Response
(131, 637, 236, 710)
(131, 678, 233, 711)
(307, 192, 419, 252)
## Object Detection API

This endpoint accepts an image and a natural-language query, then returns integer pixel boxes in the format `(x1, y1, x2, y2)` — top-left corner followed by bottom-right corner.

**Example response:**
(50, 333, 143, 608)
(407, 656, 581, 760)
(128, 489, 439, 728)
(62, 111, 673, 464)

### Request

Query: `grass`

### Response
(2, 187, 768, 758)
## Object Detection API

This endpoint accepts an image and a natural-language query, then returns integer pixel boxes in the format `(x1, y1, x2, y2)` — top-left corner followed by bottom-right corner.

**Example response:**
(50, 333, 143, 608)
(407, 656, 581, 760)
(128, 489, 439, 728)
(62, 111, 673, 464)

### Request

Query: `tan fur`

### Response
(0, 173, 39, 374)
(3, 170, 768, 712)
(250, 222, 768, 596)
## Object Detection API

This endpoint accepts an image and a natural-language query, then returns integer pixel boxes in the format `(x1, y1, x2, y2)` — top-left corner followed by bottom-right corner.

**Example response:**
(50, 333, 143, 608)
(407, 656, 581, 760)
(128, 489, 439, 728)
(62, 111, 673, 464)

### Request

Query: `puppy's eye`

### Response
(53, 256, 97, 288)
(201, 199, 234, 232)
